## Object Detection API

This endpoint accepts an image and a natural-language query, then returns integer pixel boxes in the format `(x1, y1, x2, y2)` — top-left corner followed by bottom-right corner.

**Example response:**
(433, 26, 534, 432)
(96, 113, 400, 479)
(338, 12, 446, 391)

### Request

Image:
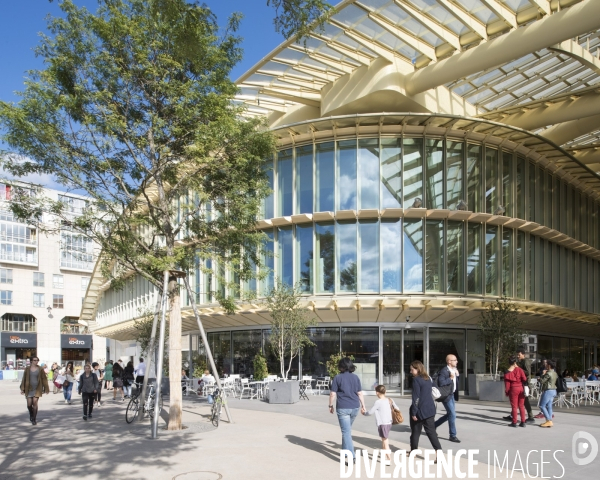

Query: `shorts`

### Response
(378, 424, 392, 439)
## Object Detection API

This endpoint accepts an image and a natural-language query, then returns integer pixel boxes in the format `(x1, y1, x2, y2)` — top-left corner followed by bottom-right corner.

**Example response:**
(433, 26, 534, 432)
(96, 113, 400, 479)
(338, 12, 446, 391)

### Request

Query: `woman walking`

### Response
(112, 360, 125, 401)
(104, 361, 113, 390)
(329, 357, 366, 466)
(409, 361, 442, 458)
(91, 362, 104, 407)
(123, 361, 135, 398)
(504, 355, 527, 427)
(51, 362, 61, 394)
(539, 360, 558, 428)
(19, 357, 49, 425)
(62, 361, 75, 404)
(78, 364, 99, 421)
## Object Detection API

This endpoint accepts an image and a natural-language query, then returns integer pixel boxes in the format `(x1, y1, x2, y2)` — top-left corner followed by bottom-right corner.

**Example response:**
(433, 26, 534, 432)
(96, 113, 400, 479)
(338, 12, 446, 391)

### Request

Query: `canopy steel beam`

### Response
(540, 114, 600, 146)
(435, 0, 488, 40)
(530, 0, 552, 15)
(405, 0, 600, 96)
(480, 0, 518, 29)
(549, 39, 600, 73)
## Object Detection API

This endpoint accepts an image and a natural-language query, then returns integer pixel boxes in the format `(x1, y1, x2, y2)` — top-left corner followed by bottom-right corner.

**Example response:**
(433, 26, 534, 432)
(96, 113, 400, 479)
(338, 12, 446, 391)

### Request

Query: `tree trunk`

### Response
(167, 277, 182, 430)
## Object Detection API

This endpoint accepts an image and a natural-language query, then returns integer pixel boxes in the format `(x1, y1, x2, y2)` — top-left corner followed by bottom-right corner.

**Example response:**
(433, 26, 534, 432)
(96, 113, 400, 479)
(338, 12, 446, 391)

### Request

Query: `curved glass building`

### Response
(83, 0, 600, 393)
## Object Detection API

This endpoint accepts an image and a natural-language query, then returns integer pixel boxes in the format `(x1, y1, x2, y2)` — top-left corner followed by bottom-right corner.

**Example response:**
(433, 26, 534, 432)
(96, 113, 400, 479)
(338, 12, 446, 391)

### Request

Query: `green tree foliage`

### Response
(264, 279, 317, 379)
(134, 311, 169, 375)
(325, 352, 355, 378)
(0, 0, 275, 430)
(268, 0, 335, 42)
(253, 352, 269, 381)
(478, 297, 526, 380)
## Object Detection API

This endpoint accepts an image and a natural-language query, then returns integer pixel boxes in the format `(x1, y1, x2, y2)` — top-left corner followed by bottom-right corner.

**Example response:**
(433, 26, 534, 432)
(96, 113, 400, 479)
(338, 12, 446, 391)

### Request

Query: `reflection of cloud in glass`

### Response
(381, 221, 401, 291)
(404, 264, 423, 291)
(338, 173, 356, 210)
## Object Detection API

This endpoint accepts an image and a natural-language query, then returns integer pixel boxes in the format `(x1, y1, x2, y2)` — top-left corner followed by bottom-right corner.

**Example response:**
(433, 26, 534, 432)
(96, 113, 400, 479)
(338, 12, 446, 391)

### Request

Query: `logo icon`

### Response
(572, 431, 598, 466)
(68, 337, 85, 345)
(9, 336, 28, 344)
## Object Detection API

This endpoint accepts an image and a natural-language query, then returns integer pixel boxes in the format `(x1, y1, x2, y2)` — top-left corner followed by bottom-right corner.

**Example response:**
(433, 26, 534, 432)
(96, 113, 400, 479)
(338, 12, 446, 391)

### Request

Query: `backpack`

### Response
(431, 369, 454, 402)
(556, 376, 568, 393)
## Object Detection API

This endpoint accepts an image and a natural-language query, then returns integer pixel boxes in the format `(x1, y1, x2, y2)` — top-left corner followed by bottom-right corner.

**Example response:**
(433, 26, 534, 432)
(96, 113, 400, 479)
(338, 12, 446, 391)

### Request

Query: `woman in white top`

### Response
(363, 385, 400, 461)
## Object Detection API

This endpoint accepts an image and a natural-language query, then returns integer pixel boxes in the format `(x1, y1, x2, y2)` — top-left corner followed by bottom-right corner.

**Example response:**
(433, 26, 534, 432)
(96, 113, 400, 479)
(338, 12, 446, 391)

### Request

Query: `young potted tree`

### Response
(478, 297, 526, 402)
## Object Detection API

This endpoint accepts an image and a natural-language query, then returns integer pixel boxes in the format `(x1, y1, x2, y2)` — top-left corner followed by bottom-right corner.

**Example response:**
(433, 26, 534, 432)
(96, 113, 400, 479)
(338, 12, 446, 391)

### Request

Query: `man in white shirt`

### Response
(135, 358, 146, 386)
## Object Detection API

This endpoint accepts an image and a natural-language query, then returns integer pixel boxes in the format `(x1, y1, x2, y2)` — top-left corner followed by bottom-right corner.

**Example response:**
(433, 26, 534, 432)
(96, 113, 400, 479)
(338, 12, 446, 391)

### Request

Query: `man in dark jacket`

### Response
(503, 348, 535, 423)
(434, 354, 460, 443)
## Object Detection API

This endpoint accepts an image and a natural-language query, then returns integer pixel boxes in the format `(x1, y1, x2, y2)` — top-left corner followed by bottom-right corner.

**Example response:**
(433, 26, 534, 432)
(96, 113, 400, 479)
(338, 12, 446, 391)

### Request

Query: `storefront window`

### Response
(359, 221, 379, 292)
(429, 328, 465, 391)
(382, 329, 401, 391)
(337, 140, 357, 211)
(358, 139, 379, 210)
(263, 329, 298, 378)
(277, 149, 293, 217)
(381, 220, 401, 292)
(296, 145, 313, 215)
(301, 327, 340, 377)
(316, 142, 335, 212)
(404, 219, 423, 292)
(381, 138, 402, 208)
(207, 331, 232, 376)
(342, 327, 378, 390)
(403, 138, 423, 208)
(232, 330, 262, 376)
(466, 329, 485, 395)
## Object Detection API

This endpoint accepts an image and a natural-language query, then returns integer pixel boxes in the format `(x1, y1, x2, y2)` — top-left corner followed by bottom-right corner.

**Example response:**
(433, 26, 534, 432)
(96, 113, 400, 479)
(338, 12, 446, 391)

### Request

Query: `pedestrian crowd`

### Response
(19, 357, 142, 424)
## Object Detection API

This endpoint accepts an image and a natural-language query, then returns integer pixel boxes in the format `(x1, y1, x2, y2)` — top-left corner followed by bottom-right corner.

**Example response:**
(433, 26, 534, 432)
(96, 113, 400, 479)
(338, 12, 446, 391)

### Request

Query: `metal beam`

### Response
(309, 33, 374, 65)
(435, 0, 488, 40)
(540, 114, 600, 146)
(549, 39, 600, 74)
(480, 0, 518, 29)
(529, 0, 552, 15)
(405, 0, 600, 95)
(288, 45, 357, 74)
(328, 19, 399, 64)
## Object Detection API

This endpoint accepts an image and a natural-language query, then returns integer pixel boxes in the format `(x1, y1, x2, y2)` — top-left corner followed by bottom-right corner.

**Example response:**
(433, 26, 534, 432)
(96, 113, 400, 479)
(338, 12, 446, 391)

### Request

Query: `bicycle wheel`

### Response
(211, 401, 221, 427)
(125, 397, 140, 424)
(148, 394, 163, 418)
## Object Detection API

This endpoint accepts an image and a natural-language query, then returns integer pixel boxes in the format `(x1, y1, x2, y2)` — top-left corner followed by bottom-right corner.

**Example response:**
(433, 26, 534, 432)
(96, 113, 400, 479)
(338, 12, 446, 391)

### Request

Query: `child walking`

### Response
(363, 385, 399, 460)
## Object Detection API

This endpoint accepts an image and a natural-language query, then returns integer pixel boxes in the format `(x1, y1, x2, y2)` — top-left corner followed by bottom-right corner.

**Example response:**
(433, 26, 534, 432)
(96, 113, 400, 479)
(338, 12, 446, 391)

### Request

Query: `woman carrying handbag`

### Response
(62, 361, 75, 404)
(19, 357, 49, 425)
(92, 362, 104, 407)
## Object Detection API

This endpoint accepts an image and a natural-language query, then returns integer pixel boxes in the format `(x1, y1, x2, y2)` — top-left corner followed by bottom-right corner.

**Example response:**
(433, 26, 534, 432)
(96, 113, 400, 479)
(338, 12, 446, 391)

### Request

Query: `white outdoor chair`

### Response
(202, 379, 216, 396)
(315, 376, 330, 394)
(239, 378, 254, 399)
(301, 376, 315, 395)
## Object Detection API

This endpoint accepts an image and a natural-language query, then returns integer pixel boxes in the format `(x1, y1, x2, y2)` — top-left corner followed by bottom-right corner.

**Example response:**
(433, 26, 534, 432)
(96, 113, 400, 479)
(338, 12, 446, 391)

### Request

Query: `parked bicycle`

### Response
(210, 387, 225, 427)
(125, 382, 163, 424)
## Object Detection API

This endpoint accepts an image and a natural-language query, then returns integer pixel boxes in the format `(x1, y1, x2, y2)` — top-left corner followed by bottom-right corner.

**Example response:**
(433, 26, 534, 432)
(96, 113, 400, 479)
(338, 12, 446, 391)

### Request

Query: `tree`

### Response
(268, 0, 335, 41)
(253, 353, 268, 381)
(478, 297, 526, 380)
(264, 279, 316, 379)
(0, 0, 274, 430)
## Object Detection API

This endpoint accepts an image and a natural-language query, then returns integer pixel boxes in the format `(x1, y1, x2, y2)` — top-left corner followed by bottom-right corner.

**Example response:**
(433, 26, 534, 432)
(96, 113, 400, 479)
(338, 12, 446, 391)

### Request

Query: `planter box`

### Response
(479, 380, 507, 402)
(268, 380, 299, 404)
(467, 374, 494, 397)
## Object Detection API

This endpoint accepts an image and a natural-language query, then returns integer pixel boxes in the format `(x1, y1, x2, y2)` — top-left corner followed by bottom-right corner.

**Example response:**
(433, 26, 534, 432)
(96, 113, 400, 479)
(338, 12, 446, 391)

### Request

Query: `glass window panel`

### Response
(296, 145, 313, 214)
(404, 219, 423, 292)
(381, 138, 402, 208)
(403, 138, 423, 208)
(337, 221, 357, 292)
(316, 222, 335, 293)
(485, 148, 498, 214)
(277, 149, 293, 217)
(263, 329, 299, 378)
(358, 139, 379, 210)
(297, 224, 314, 293)
(502, 228, 513, 297)
(425, 220, 443, 292)
(535, 167, 544, 224)
(447, 221, 464, 293)
(232, 330, 262, 376)
(552, 176, 560, 231)
(359, 220, 379, 293)
(502, 151, 512, 217)
(382, 330, 402, 391)
(207, 331, 232, 377)
(426, 138, 444, 210)
(301, 327, 340, 376)
(341, 327, 378, 390)
(529, 163, 535, 221)
(429, 329, 466, 391)
(485, 226, 498, 295)
(467, 144, 482, 212)
(516, 230, 525, 299)
(569, 338, 584, 374)
(516, 156, 525, 219)
(545, 171, 552, 228)
(381, 220, 401, 292)
(261, 230, 274, 294)
(316, 142, 335, 212)
(278, 227, 293, 287)
(529, 235, 535, 301)
(446, 141, 463, 210)
(263, 159, 274, 219)
(467, 223, 482, 294)
(403, 329, 423, 390)
(337, 140, 357, 211)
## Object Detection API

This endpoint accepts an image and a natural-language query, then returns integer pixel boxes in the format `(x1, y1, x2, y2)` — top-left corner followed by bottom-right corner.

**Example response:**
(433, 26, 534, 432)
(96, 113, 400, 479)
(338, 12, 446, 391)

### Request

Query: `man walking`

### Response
(135, 357, 146, 386)
(503, 348, 535, 423)
(434, 354, 460, 443)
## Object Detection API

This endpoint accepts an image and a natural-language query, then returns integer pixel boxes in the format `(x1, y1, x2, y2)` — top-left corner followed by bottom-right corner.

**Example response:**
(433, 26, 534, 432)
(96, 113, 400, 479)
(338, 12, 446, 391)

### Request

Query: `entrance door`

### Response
(403, 329, 424, 392)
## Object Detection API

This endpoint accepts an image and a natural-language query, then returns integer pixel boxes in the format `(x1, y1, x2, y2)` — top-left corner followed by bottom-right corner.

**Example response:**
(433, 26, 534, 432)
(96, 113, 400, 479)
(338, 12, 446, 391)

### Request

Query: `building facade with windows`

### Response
(82, 0, 600, 392)
(0, 181, 102, 368)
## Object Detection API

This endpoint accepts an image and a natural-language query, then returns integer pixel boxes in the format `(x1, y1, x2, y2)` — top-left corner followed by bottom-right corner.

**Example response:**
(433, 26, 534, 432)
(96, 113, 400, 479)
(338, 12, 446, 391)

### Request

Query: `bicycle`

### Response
(210, 387, 225, 427)
(125, 382, 163, 424)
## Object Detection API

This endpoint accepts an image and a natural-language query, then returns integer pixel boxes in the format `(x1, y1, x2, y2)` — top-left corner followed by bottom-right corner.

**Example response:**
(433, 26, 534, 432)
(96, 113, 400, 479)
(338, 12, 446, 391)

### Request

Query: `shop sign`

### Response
(60, 334, 92, 349)
(1, 332, 37, 348)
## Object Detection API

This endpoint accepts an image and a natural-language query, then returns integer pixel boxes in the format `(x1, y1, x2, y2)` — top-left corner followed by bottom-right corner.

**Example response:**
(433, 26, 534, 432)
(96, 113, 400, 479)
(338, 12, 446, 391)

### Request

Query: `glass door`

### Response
(403, 329, 424, 392)
(382, 330, 401, 392)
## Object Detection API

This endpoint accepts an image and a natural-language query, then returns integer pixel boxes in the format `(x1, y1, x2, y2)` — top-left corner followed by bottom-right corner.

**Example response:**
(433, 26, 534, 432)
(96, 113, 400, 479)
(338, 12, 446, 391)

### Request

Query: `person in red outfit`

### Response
(504, 355, 527, 428)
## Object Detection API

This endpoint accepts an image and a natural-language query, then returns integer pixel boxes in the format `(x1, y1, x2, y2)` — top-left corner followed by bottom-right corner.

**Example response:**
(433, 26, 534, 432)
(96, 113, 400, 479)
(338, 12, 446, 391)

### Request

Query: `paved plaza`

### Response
(0, 383, 598, 480)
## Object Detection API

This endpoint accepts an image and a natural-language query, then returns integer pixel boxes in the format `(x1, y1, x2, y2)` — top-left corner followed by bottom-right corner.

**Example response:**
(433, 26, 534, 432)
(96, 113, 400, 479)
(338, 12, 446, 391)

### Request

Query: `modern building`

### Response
(82, 0, 600, 393)
(0, 181, 103, 369)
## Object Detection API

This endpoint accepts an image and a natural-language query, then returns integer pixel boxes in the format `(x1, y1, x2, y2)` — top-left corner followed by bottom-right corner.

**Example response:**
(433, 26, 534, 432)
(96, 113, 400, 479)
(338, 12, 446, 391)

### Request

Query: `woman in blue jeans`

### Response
(329, 358, 366, 465)
(62, 361, 75, 404)
(539, 359, 558, 428)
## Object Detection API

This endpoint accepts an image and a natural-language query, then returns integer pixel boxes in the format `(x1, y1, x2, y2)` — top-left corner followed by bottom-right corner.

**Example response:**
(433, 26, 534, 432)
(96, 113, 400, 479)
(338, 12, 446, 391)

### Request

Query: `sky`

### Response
(0, 0, 287, 189)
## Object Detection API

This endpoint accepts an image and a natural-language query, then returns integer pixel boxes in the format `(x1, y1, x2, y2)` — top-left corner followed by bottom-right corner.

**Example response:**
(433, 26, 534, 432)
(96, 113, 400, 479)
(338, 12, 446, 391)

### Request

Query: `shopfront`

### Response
(1, 332, 37, 369)
(60, 334, 93, 366)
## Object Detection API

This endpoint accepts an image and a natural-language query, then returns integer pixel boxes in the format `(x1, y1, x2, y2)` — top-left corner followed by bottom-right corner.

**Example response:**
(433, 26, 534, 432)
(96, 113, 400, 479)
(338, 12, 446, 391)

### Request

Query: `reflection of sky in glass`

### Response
(337, 221, 356, 292)
(381, 220, 401, 291)
(381, 139, 402, 208)
(404, 219, 423, 292)
(297, 224, 313, 292)
(316, 223, 335, 293)
(337, 141, 357, 210)
(263, 160, 274, 218)
(360, 221, 379, 292)
(359, 139, 379, 210)
(403, 138, 423, 206)
(316, 143, 334, 212)
(296, 145, 313, 215)
(278, 150, 293, 217)
(278, 227, 293, 287)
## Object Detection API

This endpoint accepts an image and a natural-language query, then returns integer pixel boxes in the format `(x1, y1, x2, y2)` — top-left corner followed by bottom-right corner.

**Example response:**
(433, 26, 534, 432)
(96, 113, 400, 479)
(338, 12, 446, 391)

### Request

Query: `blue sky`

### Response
(0, 1, 286, 188)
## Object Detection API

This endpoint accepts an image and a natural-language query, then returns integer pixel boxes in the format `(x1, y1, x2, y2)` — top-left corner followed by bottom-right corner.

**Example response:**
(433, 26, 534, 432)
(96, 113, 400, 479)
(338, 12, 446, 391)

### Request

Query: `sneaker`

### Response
(508, 423, 517, 428)
(502, 415, 513, 420)
(65, 399, 69, 404)
(83, 416, 87, 421)
(519, 422, 526, 428)
(534, 413, 545, 419)
(449, 436, 461, 443)
(526, 417, 535, 423)
(88, 414, 92, 419)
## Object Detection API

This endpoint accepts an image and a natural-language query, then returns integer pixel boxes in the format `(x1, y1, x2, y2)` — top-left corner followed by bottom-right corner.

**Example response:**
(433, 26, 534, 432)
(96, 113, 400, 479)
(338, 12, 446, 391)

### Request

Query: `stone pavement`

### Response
(0, 382, 597, 480)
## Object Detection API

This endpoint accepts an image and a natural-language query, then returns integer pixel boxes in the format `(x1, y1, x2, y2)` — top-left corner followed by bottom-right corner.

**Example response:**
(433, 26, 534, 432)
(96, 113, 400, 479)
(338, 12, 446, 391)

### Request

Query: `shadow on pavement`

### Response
(285, 435, 339, 463)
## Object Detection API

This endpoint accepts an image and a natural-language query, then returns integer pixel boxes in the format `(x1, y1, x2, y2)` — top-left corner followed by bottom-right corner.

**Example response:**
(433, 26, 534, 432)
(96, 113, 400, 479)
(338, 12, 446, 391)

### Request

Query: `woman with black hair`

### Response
(504, 355, 527, 428)
(329, 357, 366, 465)
(409, 361, 442, 457)
(62, 361, 75, 405)
(112, 361, 125, 401)
(20, 357, 49, 425)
